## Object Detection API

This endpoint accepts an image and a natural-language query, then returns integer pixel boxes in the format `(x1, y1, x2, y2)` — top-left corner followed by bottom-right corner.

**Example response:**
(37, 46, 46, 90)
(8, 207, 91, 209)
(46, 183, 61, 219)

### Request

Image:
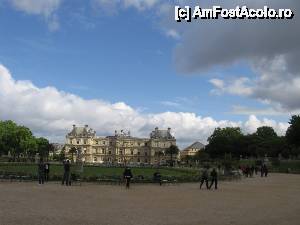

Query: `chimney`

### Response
(73, 124, 76, 129)
(155, 127, 158, 131)
(85, 125, 88, 128)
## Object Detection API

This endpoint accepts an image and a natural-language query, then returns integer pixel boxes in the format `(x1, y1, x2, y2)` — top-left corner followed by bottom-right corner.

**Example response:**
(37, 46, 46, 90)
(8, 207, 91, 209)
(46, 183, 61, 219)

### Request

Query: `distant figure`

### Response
(38, 159, 45, 185)
(44, 162, 50, 182)
(245, 165, 250, 177)
(200, 168, 209, 189)
(62, 159, 71, 186)
(153, 171, 162, 186)
(123, 167, 133, 189)
(264, 164, 269, 177)
(260, 165, 264, 177)
(254, 166, 258, 175)
(209, 168, 218, 190)
(260, 164, 269, 177)
(250, 165, 255, 177)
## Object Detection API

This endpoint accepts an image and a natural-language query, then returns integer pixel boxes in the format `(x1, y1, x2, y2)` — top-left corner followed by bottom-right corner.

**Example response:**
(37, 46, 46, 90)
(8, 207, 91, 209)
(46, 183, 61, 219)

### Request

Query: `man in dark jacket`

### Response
(62, 159, 71, 186)
(123, 167, 133, 189)
(200, 168, 209, 189)
(44, 162, 50, 182)
(153, 171, 162, 186)
(38, 158, 45, 185)
(209, 168, 218, 190)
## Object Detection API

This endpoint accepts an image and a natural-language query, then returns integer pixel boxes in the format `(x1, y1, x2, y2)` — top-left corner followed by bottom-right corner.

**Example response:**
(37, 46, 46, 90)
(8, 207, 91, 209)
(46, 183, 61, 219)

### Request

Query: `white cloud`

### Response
(9, 0, 62, 30)
(0, 64, 289, 147)
(167, 0, 300, 112)
(93, 0, 161, 12)
(210, 77, 253, 96)
(230, 105, 300, 117)
(244, 115, 288, 136)
(10, 0, 61, 16)
(166, 29, 180, 39)
(160, 101, 181, 107)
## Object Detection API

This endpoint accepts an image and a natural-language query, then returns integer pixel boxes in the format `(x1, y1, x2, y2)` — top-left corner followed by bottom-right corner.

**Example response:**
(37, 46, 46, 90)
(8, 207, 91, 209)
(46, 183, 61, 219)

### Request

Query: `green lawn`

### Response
(0, 163, 201, 182)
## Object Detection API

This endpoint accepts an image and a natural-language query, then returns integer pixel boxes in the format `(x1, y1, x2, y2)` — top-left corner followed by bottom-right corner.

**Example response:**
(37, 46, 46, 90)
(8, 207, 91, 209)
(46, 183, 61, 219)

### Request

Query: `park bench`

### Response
(96, 177, 121, 185)
(161, 177, 179, 185)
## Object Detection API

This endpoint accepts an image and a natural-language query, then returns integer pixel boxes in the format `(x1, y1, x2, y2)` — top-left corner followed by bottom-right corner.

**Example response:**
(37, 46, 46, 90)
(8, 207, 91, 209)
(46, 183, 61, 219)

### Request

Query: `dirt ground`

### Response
(0, 173, 299, 225)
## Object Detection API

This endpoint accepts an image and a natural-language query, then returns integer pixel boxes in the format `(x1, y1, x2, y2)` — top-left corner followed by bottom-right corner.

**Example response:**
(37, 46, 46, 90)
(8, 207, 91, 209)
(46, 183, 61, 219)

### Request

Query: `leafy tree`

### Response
(0, 120, 51, 161)
(165, 145, 179, 167)
(36, 137, 51, 159)
(194, 151, 210, 162)
(69, 146, 77, 162)
(206, 127, 243, 158)
(255, 126, 277, 139)
(286, 115, 300, 147)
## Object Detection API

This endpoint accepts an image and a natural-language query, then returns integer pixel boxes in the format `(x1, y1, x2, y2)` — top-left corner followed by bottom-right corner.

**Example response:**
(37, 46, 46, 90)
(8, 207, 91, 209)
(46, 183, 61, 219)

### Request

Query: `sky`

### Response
(0, 0, 299, 148)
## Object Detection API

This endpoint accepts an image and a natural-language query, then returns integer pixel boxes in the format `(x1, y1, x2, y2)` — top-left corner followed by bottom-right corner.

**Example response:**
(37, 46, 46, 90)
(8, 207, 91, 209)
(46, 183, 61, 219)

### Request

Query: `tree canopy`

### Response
(0, 120, 51, 160)
(205, 116, 300, 159)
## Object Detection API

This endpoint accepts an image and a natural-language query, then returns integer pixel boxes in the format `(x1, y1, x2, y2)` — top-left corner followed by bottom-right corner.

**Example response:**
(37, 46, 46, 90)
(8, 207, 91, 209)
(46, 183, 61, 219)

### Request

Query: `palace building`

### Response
(65, 125, 177, 165)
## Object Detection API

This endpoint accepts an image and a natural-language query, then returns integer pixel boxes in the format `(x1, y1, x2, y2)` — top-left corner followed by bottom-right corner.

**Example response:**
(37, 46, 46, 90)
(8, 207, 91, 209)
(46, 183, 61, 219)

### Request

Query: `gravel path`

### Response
(0, 173, 300, 225)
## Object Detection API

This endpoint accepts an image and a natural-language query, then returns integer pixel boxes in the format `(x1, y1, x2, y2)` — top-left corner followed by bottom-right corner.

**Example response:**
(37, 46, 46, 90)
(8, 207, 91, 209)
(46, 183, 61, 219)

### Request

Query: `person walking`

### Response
(38, 158, 45, 185)
(209, 168, 218, 190)
(153, 171, 162, 186)
(200, 167, 209, 189)
(260, 164, 264, 177)
(62, 159, 71, 186)
(44, 162, 50, 182)
(123, 167, 133, 189)
(264, 164, 269, 177)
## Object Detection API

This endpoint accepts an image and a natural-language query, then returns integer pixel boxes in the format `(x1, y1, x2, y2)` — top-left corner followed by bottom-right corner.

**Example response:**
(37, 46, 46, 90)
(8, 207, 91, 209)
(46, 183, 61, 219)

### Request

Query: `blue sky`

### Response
(0, 0, 299, 146)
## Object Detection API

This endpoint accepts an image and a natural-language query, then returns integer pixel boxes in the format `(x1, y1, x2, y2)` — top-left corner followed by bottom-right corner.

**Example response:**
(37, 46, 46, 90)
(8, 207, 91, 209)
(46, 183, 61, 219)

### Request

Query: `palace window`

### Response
(131, 150, 133, 155)
(108, 151, 111, 155)
(103, 141, 106, 145)
(145, 152, 148, 156)
(94, 157, 97, 162)
(137, 158, 140, 162)
(137, 152, 140, 155)
(77, 140, 80, 144)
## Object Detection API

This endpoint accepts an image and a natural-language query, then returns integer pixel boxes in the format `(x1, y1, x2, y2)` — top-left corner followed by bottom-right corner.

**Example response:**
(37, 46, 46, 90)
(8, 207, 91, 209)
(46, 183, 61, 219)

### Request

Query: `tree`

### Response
(206, 127, 243, 158)
(255, 126, 277, 139)
(36, 137, 51, 159)
(286, 115, 300, 147)
(69, 147, 77, 162)
(165, 145, 179, 167)
(0, 120, 52, 161)
(194, 151, 210, 162)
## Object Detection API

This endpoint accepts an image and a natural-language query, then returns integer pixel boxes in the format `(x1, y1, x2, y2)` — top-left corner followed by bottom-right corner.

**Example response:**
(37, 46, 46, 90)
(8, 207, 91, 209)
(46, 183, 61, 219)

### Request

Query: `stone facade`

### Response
(65, 125, 177, 165)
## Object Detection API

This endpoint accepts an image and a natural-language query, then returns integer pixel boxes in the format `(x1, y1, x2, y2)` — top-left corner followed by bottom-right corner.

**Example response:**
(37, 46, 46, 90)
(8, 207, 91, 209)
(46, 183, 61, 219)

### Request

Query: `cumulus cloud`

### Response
(8, 0, 62, 30)
(210, 77, 253, 96)
(0, 64, 289, 147)
(93, 0, 161, 12)
(169, 0, 300, 111)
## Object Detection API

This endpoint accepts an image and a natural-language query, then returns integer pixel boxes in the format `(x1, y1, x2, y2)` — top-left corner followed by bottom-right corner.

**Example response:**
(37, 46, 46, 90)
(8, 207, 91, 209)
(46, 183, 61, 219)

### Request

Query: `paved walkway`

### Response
(0, 173, 300, 225)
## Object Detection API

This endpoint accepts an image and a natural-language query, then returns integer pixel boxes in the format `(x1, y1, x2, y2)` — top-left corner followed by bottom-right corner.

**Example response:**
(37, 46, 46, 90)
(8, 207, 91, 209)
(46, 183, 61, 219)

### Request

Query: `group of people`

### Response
(37, 158, 71, 186)
(240, 164, 268, 178)
(37, 159, 50, 185)
(199, 167, 218, 190)
(37, 159, 272, 189)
